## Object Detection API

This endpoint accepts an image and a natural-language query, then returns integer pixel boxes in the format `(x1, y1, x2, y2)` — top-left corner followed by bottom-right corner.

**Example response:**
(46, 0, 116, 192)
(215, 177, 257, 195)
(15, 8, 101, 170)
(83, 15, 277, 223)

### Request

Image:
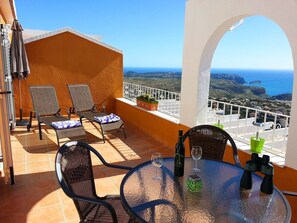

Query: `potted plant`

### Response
(136, 94, 159, 111)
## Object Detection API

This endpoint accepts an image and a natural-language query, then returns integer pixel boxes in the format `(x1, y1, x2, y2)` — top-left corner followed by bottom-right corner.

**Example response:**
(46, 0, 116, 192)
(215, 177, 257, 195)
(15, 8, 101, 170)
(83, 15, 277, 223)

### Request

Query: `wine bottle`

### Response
(174, 129, 185, 177)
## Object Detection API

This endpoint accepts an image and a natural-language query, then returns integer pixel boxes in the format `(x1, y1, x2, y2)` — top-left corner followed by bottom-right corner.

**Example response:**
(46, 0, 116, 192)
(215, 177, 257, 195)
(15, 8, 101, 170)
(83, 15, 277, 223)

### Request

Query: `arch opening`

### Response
(199, 15, 293, 158)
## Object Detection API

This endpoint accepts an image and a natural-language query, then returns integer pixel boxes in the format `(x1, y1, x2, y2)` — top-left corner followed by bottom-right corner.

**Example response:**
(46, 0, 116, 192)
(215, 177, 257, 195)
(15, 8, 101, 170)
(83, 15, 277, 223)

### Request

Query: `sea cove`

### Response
(212, 68, 294, 96)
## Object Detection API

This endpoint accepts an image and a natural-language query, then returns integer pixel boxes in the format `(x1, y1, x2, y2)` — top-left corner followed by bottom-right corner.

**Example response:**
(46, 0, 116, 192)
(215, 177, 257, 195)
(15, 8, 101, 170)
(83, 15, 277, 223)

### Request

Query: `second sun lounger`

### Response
(67, 84, 126, 143)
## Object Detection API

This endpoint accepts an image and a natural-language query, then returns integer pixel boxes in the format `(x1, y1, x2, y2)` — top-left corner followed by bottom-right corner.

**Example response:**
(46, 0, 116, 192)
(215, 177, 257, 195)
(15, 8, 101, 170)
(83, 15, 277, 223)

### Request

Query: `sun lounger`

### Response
(28, 85, 86, 146)
(67, 84, 126, 142)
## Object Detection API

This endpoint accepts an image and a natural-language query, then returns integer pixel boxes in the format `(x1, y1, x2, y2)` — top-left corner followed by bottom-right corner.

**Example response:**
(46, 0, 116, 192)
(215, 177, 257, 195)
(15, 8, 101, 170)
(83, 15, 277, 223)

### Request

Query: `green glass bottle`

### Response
(174, 129, 185, 177)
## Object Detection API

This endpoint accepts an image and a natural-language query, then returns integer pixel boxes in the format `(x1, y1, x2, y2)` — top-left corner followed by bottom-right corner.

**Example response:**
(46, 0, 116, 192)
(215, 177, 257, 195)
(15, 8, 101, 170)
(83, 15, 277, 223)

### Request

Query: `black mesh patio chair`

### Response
(182, 125, 241, 167)
(28, 85, 86, 146)
(67, 84, 126, 143)
(55, 141, 132, 223)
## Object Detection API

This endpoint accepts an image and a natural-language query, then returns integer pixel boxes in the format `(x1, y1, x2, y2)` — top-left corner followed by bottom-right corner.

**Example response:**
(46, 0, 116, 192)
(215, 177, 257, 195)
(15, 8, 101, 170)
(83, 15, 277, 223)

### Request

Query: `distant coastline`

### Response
(124, 67, 182, 73)
(124, 68, 292, 115)
(124, 67, 293, 96)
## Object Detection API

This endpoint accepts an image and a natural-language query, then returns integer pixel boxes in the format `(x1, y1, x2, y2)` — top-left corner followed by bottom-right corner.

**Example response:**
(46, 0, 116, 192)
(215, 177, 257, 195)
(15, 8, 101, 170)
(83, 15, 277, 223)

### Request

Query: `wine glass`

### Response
(191, 146, 202, 172)
(151, 152, 163, 180)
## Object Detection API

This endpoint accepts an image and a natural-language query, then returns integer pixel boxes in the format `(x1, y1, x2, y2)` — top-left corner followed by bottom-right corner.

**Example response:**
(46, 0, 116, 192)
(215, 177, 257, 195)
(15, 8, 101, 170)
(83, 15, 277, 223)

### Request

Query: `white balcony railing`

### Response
(208, 100, 290, 157)
(123, 82, 181, 118)
(123, 82, 290, 157)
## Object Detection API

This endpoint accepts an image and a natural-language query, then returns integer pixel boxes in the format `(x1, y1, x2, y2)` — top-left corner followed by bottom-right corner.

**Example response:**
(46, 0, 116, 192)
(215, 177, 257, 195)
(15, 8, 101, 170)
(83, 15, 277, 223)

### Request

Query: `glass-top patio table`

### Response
(120, 158, 291, 223)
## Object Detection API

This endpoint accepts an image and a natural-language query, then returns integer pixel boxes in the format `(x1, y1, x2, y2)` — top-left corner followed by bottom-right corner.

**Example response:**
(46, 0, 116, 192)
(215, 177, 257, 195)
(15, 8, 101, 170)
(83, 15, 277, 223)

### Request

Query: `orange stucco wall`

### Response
(116, 99, 188, 149)
(13, 31, 123, 117)
(116, 99, 297, 221)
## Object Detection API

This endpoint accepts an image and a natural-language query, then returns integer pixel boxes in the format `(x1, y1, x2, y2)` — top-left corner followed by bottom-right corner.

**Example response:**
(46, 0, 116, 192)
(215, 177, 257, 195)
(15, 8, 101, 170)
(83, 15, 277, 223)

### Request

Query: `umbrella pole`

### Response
(16, 79, 29, 126)
(19, 79, 22, 121)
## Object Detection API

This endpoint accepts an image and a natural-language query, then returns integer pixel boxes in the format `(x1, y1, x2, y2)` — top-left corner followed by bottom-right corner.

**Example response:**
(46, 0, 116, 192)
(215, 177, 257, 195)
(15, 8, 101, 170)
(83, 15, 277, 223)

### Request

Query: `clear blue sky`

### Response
(15, 0, 293, 70)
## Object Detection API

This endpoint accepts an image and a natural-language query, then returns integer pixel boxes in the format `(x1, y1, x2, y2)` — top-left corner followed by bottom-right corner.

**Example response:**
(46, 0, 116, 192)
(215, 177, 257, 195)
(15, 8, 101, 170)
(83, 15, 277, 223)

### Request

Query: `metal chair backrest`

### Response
(30, 85, 60, 116)
(67, 84, 95, 112)
(182, 125, 241, 166)
(55, 141, 97, 220)
(55, 141, 132, 222)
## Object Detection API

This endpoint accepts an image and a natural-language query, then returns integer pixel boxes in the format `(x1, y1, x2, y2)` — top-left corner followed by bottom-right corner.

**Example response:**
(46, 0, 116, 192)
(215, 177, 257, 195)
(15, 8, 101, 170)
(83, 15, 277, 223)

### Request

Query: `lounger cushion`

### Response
(94, 113, 121, 124)
(51, 120, 82, 129)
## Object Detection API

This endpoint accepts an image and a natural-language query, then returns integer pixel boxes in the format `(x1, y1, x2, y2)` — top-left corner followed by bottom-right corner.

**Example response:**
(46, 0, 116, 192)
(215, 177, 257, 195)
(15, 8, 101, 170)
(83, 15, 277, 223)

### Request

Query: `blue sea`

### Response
(124, 67, 294, 96)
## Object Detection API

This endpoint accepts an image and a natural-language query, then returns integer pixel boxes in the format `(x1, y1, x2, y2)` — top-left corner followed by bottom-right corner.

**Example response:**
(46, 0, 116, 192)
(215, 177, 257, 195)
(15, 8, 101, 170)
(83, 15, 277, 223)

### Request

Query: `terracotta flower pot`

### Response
(136, 99, 158, 111)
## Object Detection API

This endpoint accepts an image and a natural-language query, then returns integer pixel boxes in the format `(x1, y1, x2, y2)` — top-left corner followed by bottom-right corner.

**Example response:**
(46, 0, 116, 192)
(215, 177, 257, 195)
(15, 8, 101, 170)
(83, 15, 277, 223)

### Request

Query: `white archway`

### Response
(180, 0, 297, 169)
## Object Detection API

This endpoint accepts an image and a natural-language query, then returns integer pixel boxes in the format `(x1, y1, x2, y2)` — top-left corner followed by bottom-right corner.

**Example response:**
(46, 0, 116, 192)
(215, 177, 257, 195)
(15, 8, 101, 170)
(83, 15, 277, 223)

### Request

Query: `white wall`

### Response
(180, 0, 297, 169)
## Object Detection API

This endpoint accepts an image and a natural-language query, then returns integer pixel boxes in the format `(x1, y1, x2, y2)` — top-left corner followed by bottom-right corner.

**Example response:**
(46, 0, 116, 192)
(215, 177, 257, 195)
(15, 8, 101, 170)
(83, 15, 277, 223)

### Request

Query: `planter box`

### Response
(136, 99, 158, 111)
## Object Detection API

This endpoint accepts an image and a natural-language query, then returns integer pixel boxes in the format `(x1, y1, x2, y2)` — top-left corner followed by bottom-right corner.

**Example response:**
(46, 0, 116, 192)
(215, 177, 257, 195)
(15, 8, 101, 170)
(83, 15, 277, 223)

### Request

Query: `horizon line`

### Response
(124, 66, 294, 71)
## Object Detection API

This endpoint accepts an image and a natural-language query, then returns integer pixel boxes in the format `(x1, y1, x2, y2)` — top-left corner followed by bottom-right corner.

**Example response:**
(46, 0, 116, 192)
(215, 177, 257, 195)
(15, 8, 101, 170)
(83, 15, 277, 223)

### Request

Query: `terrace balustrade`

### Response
(123, 82, 290, 158)
(123, 82, 181, 118)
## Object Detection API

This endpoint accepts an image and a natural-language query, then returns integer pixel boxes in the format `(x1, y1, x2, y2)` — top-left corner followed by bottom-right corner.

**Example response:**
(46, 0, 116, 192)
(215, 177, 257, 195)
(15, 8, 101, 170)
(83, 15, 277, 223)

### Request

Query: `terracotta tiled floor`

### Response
(0, 119, 173, 223)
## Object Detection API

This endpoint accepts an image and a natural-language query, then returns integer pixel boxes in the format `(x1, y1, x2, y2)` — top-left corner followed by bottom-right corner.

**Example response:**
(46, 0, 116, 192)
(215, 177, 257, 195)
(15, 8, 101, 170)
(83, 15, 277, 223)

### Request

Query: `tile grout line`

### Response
(45, 134, 68, 223)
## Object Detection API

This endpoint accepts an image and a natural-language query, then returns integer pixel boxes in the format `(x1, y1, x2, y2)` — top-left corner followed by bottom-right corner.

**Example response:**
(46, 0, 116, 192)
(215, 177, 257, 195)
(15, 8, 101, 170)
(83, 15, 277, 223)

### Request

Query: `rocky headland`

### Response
(249, 80, 261, 84)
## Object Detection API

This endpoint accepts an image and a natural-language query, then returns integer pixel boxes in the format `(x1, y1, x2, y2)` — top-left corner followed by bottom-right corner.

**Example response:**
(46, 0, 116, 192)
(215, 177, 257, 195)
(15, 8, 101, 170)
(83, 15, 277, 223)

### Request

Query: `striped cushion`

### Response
(51, 120, 82, 129)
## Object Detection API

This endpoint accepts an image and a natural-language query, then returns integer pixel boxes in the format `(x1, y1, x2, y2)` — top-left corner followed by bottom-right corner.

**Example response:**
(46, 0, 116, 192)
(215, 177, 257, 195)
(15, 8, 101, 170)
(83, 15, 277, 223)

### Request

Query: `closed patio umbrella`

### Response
(10, 19, 30, 126)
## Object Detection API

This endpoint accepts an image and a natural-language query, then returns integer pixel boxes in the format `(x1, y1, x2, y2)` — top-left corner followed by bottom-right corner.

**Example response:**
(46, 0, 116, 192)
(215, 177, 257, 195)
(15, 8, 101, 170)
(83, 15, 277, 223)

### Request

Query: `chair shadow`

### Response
(85, 131, 104, 143)
(13, 126, 108, 154)
(13, 127, 58, 152)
